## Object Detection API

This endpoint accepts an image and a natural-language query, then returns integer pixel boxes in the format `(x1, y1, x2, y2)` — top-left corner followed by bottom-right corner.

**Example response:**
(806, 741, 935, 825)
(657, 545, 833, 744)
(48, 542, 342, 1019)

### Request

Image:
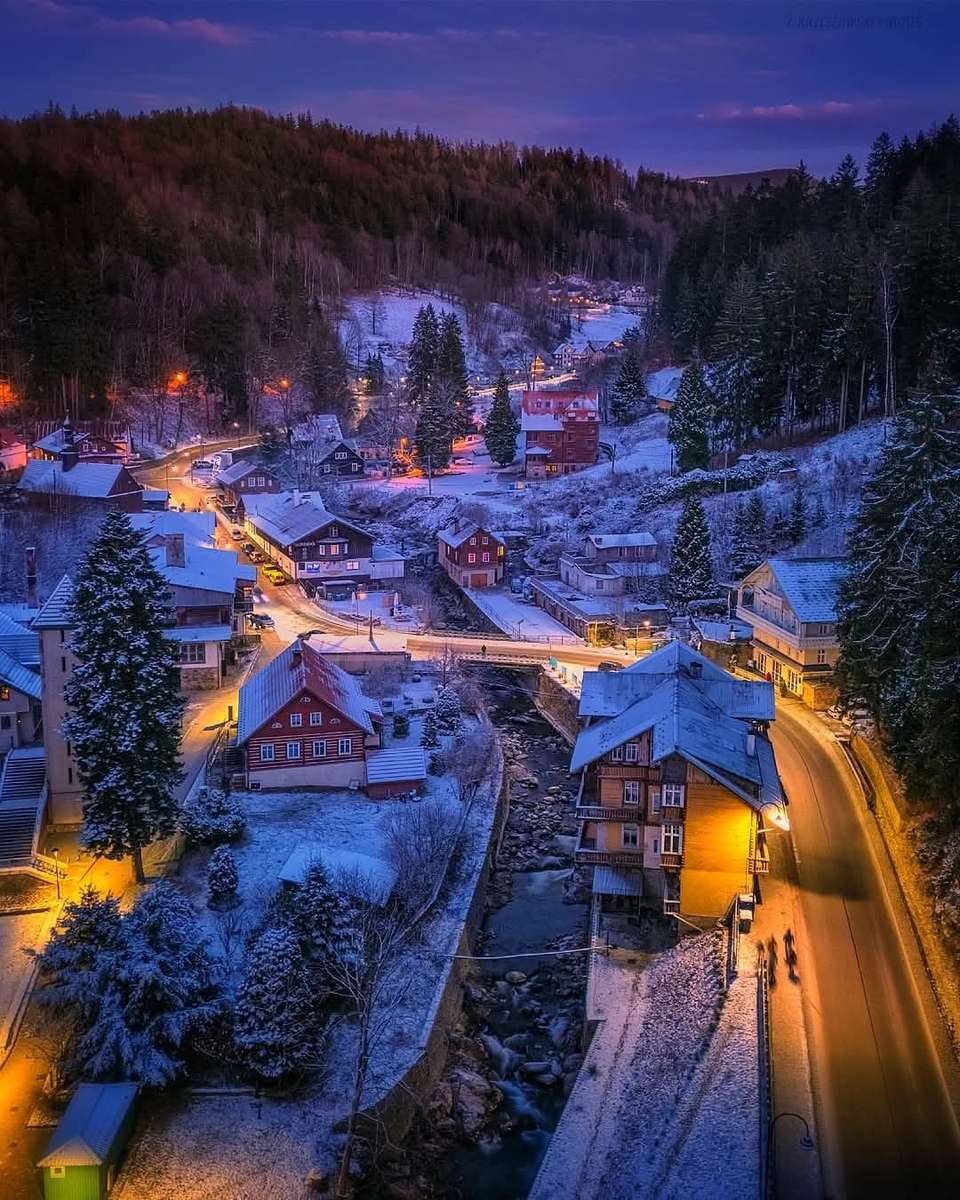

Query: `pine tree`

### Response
(414, 378, 454, 470)
(438, 311, 473, 436)
(207, 846, 239, 909)
(179, 786, 246, 846)
(234, 926, 318, 1081)
(408, 304, 439, 406)
(306, 313, 354, 423)
(709, 264, 763, 448)
(63, 511, 185, 883)
(787, 485, 807, 546)
(768, 507, 791, 548)
(729, 494, 766, 581)
(435, 686, 462, 734)
(420, 708, 440, 749)
(668, 362, 712, 472)
(292, 861, 356, 967)
(79, 883, 219, 1086)
(37, 887, 124, 1017)
(364, 353, 385, 396)
(669, 497, 715, 611)
(484, 371, 520, 466)
(610, 347, 648, 424)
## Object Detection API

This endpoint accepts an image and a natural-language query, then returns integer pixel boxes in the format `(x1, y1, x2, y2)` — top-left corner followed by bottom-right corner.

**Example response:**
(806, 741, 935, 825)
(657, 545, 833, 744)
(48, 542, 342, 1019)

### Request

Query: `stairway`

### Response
(0, 747, 47, 868)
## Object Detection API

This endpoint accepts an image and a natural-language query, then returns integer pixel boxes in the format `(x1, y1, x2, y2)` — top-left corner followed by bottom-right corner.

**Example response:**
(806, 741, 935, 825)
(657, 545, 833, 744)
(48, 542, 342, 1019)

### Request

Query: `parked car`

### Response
(230, 528, 243, 540)
(248, 549, 264, 563)
(192, 459, 214, 470)
(262, 565, 287, 585)
(241, 542, 257, 557)
(248, 613, 275, 629)
(598, 661, 623, 672)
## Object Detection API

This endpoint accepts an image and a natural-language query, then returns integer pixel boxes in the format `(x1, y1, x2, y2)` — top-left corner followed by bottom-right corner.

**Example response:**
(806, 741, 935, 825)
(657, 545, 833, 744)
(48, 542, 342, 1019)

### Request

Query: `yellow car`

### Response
(262, 565, 287, 585)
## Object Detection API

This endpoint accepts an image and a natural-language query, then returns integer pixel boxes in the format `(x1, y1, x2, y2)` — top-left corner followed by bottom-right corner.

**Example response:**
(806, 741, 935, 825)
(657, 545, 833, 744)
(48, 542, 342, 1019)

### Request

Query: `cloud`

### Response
(21, 0, 256, 48)
(697, 99, 867, 123)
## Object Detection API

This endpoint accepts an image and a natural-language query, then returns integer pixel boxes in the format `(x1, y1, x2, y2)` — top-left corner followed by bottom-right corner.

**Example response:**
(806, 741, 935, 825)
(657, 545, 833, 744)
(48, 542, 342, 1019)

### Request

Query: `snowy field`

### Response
(565, 301, 645, 350)
(531, 931, 759, 1200)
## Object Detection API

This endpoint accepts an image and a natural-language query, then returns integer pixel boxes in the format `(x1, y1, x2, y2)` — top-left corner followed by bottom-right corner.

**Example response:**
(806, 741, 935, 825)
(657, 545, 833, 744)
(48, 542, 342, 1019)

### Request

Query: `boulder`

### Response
(519, 1060, 551, 1077)
(449, 1068, 502, 1141)
(534, 1072, 560, 1087)
(548, 1017, 570, 1048)
(504, 970, 527, 985)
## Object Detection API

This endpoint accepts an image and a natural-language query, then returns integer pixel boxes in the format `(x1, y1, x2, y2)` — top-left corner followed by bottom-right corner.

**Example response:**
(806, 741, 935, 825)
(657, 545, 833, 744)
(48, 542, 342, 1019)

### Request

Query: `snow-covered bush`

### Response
(207, 846, 240, 909)
(421, 708, 441, 749)
(392, 713, 410, 738)
(290, 861, 357, 969)
(435, 686, 463, 734)
(180, 787, 246, 846)
(234, 926, 319, 1081)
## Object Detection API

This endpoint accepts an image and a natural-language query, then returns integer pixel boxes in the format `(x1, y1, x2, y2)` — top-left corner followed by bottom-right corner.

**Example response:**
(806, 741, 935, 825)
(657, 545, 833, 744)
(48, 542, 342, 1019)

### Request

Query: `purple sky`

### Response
(3, 0, 958, 177)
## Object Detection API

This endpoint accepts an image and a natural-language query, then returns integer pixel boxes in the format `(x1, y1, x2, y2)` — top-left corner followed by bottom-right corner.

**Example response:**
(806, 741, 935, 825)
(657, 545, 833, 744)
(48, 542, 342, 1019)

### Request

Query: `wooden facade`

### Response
(438, 526, 506, 588)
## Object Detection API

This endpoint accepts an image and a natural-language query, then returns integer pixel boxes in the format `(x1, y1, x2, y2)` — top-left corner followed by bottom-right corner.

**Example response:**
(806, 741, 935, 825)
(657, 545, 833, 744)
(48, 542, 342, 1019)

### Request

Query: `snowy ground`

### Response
(463, 587, 582, 644)
(565, 302, 645, 350)
(531, 931, 759, 1200)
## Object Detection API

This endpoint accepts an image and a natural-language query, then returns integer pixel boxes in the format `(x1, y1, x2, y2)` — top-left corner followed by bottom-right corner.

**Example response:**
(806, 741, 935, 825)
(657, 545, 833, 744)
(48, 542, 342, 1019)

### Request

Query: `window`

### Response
(346, 560, 360, 571)
(309, 711, 323, 726)
(624, 742, 640, 763)
(622, 824, 640, 848)
(482, 553, 490, 563)
(68, 767, 73, 784)
(335, 451, 347, 460)
(317, 544, 326, 556)
(817, 649, 827, 664)
(61, 656, 67, 674)
(312, 740, 327, 758)
(610, 746, 623, 762)
(179, 642, 205, 664)
(661, 783, 685, 808)
(351, 462, 359, 471)
(260, 743, 276, 762)
(286, 741, 301, 759)
(467, 553, 476, 564)
(323, 463, 332, 474)
(470, 536, 477, 545)
(662, 823, 683, 855)
(338, 737, 352, 756)
(50, 1167, 65, 1180)
(623, 780, 642, 806)
(482, 536, 489, 544)
(290, 712, 303, 727)
(649, 786, 661, 814)
(0, 715, 10, 729)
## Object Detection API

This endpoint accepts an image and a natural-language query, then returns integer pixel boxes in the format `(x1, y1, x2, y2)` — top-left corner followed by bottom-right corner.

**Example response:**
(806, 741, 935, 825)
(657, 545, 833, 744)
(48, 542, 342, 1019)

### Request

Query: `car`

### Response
(598, 661, 623, 672)
(248, 549, 264, 564)
(191, 459, 214, 470)
(248, 613, 275, 629)
(241, 542, 257, 556)
(453, 456, 472, 466)
(263, 566, 287, 585)
(230, 528, 243, 540)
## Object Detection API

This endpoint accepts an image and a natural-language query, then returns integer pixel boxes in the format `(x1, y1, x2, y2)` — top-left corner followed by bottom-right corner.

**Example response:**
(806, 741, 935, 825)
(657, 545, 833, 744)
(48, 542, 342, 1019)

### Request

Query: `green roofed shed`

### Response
(38, 1083, 138, 1200)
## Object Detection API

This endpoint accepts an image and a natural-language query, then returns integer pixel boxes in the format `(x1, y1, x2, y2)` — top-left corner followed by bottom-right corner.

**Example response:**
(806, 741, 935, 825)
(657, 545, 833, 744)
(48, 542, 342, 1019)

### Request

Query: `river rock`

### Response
(479, 1033, 520, 1079)
(534, 1072, 560, 1087)
(548, 1016, 570, 1048)
(545, 785, 562, 795)
(519, 1060, 551, 1077)
(563, 1052, 584, 1071)
(504, 1033, 529, 1051)
(449, 1068, 502, 1141)
(536, 855, 564, 869)
(505, 970, 527, 985)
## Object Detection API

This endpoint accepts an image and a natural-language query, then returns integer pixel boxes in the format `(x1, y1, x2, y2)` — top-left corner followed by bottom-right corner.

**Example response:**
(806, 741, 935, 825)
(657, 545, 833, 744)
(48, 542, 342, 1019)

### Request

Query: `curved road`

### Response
(771, 703, 960, 1199)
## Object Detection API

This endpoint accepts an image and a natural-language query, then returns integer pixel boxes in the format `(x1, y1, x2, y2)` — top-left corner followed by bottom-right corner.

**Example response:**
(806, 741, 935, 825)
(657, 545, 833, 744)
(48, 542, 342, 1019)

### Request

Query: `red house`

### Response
(237, 639, 384, 789)
(437, 520, 506, 588)
(521, 389, 600, 478)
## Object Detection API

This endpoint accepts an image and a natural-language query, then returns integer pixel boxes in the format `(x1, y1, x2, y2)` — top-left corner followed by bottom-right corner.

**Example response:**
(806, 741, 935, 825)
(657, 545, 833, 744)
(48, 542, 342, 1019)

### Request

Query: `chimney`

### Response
(746, 732, 757, 757)
(290, 638, 304, 667)
(165, 532, 185, 568)
(60, 415, 78, 473)
(25, 545, 38, 608)
(292, 488, 301, 507)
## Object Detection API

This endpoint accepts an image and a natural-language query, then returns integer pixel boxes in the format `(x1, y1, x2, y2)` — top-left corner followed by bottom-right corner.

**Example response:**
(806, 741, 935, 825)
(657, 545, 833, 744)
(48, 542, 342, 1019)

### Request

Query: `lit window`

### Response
(290, 712, 302, 727)
(468, 553, 476, 564)
(286, 742, 301, 759)
(662, 823, 683, 855)
(260, 743, 275, 762)
(312, 740, 326, 757)
(346, 560, 360, 571)
(622, 824, 640, 848)
(338, 737, 352, 756)
(482, 553, 490, 563)
(309, 711, 323, 726)
(661, 783, 685, 807)
(623, 780, 642, 805)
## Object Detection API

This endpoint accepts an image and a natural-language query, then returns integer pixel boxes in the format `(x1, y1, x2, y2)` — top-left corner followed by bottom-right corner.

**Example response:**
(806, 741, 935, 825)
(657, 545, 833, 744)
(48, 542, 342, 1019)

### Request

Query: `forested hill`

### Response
(657, 117, 960, 438)
(0, 106, 717, 417)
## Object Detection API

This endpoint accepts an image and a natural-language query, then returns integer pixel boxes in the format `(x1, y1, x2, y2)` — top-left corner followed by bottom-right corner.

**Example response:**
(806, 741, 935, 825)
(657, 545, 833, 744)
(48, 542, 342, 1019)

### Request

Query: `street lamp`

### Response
(51, 847, 61, 900)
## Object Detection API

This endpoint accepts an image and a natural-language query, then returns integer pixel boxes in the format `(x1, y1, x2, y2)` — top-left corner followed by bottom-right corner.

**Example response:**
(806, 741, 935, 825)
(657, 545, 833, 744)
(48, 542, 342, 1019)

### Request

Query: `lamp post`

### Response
(51, 847, 61, 900)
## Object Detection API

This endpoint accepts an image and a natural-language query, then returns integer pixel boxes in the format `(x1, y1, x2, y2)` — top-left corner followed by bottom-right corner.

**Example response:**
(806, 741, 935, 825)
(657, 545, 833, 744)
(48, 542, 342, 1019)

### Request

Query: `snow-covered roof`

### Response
(291, 413, 343, 443)
(524, 445, 552, 456)
(521, 414, 563, 432)
(316, 438, 362, 461)
(571, 644, 781, 812)
(161, 624, 233, 644)
(437, 521, 501, 550)
(238, 639, 382, 743)
(0, 610, 39, 665)
(758, 557, 847, 624)
(531, 577, 618, 619)
(592, 866, 643, 896)
(366, 746, 427, 785)
(32, 575, 74, 629)
(17, 459, 140, 499)
(587, 532, 656, 549)
(38, 1083, 138, 1168)
(148, 545, 255, 595)
(217, 458, 272, 486)
(0, 647, 41, 699)
(693, 618, 753, 644)
(278, 842, 397, 905)
(246, 493, 371, 548)
(130, 510, 216, 548)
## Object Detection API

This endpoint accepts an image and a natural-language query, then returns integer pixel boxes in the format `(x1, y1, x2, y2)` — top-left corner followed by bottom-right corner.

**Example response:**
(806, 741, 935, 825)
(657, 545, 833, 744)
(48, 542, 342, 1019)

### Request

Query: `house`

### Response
(31, 417, 132, 464)
(314, 439, 366, 477)
(584, 532, 658, 567)
(0, 426, 28, 473)
(530, 576, 667, 644)
(570, 642, 783, 922)
(0, 611, 42, 753)
(736, 557, 847, 708)
(237, 639, 383, 789)
(38, 1082, 138, 1200)
(520, 389, 600, 478)
(279, 842, 398, 903)
(243, 491, 404, 595)
(691, 617, 754, 670)
(553, 341, 580, 370)
(437, 521, 506, 589)
(216, 459, 281, 505)
(18, 424, 143, 510)
(365, 746, 428, 798)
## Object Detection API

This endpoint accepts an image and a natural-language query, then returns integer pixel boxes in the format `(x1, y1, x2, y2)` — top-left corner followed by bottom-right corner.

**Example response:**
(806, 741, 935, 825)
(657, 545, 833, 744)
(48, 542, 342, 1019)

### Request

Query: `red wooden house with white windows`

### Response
(437, 521, 506, 589)
(237, 640, 385, 789)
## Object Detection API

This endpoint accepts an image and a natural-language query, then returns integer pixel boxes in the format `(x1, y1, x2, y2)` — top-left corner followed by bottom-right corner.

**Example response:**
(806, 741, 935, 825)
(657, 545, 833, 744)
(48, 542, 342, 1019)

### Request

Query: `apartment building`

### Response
(521, 389, 600, 478)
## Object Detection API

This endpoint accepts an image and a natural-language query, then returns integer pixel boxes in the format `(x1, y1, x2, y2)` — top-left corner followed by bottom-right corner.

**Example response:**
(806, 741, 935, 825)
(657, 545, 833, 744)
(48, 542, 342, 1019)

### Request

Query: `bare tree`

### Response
(363, 296, 386, 336)
(446, 725, 497, 811)
(383, 798, 459, 912)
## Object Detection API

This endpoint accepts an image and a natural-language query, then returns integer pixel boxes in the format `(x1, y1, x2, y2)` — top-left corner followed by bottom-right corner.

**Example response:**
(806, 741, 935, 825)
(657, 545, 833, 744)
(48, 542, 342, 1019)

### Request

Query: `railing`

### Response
(574, 847, 645, 867)
(576, 804, 628, 821)
(663, 897, 680, 915)
(660, 851, 684, 868)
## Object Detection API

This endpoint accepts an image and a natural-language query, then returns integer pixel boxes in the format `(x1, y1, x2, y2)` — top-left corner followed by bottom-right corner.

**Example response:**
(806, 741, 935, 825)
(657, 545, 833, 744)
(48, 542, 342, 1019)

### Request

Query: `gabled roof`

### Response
(32, 575, 74, 629)
(238, 639, 382, 743)
(0, 610, 40, 665)
(437, 521, 501, 550)
(278, 842, 397, 904)
(217, 458, 275, 486)
(587, 532, 656, 549)
(0, 647, 41, 699)
(129, 510, 216, 549)
(38, 1083, 138, 1168)
(754, 557, 847, 624)
(246, 493, 372, 548)
(148, 545, 256, 596)
(316, 438, 362, 462)
(18, 460, 140, 499)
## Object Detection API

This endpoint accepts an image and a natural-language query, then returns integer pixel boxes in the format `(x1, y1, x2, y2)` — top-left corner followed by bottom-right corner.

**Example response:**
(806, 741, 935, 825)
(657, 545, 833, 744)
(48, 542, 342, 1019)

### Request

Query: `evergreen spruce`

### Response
(438, 312, 473, 436)
(64, 511, 185, 883)
(710, 264, 763, 447)
(179, 786, 246, 846)
(787, 485, 807, 546)
(364, 353, 386, 396)
(729, 495, 766, 580)
(420, 708, 440, 749)
(207, 846, 240, 909)
(435, 686, 462, 734)
(306, 313, 354, 423)
(408, 304, 439, 405)
(292, 861, 357, 968)
(234, 926, 318, 1081)
(811, 495, 828, 530)
(414, 379, 454, 470)
(610, 347, 648, 424)
(768, 507, 791, 548)
(668, 362, 712, 471)
(485, 371, 520, 466)
(37, 887, 124, 1018)
(669, 497, 715, 611)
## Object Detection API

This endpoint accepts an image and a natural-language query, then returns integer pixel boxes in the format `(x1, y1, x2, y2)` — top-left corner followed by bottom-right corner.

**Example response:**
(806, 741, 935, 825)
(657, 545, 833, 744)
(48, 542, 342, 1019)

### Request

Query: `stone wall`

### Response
(851, 731, 912, 832)
(534, 669, 579, 744)
(180, 664, 220, 691)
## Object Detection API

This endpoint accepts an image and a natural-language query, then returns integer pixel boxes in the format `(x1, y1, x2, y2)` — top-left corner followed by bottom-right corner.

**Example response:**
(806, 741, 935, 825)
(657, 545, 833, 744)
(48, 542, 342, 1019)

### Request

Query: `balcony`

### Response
(575, 804, 629, 821)
(660, 851, 684, 869)
(750, 840, 771, 875)
(574, 836, 644, 868)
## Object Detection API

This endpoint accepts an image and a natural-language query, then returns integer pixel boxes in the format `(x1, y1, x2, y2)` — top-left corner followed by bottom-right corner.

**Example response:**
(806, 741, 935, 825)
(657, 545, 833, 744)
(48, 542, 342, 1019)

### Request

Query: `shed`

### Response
(38, 1082, 138, 1200)
(278, 842, 397, 905)
(365, 746, 428, 799)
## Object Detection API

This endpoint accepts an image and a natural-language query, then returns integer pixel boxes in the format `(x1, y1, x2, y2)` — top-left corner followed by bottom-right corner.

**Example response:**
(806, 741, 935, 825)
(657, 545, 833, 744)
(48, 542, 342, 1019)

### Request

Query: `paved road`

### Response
(771, 703, 960, 1200)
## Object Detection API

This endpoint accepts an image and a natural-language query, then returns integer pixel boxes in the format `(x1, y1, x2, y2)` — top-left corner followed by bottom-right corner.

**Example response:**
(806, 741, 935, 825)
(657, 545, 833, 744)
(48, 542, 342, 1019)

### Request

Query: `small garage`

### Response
(365, 746, 428, 799)
(38, 1082, 138, 1200)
